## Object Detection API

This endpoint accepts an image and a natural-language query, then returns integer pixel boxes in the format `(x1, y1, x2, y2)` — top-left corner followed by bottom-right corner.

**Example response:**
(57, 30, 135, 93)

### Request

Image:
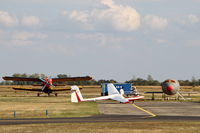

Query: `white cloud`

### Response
(98, 0, 141, 31)
(11, 32, 48, 46)
(69, 10, 89, 23)
(156, 39, 167, 44)
(0, 11, 18, 26)
(64, 32, 133, 49)
(63, 0, 141, 32)
(21, 16, 40, 26)
(144, 15, 168, 30)
(13, 32, 34, 41)
(188, 14, 199, 24)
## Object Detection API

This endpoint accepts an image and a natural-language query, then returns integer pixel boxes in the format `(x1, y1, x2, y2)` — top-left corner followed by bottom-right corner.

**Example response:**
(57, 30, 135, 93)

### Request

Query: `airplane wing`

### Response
(84, 95, 111, 101)
(3, 77, 41, 82)
(52, 76, 92, 82)
(110, 94, 129, 103)
(145, 91, 163, 93)
(51, 86, 82, 91)
(82, 94, 129, 103)
(13, 86, 82, 92)
(13, 87, 42, 91)
(126, 96, 144, 101)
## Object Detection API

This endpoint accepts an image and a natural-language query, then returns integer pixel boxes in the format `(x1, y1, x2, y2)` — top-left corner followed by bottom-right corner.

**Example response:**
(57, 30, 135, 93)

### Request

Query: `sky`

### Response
(0, 0, 200, 82)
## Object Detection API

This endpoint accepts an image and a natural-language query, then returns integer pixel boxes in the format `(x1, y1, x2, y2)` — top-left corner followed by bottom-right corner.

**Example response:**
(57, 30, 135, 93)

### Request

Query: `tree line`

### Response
(0, 73, 200, 86)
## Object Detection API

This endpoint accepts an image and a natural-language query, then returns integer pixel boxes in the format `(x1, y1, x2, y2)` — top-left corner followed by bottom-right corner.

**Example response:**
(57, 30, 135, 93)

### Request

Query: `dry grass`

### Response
(0, 96, 99, 119)
(0, 85, 200, 132)
(0, 121, 200, 133)
(0, 86, 101, 119)
(0, 85, 199, 119)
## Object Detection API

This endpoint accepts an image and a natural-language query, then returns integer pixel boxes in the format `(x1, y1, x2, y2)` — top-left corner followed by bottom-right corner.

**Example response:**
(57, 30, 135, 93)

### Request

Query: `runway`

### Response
(0, 101, 200, 125)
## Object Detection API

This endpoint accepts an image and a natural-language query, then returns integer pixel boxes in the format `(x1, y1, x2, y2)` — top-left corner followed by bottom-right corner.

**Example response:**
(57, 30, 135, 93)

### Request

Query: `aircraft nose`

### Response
(167, 85, 173, 92)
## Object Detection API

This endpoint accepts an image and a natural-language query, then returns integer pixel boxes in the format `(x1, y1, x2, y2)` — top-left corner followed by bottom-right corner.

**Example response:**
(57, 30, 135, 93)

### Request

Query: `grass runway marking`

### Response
(132, 104, 156, 117)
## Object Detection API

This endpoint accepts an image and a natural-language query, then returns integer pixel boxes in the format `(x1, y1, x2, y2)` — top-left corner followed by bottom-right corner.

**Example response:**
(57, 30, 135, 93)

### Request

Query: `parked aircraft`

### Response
(146, 79, 185, 100)
(161, 79, 180, 95)
(3, 76, 92, 96)
(71, 83, 144, 103)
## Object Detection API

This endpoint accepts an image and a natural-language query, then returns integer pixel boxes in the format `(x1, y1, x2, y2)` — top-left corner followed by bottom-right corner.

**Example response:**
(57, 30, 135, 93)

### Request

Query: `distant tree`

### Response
(29, 73, 40, 78)
(198, 79, 200, 86)
(179, 80, 190, 86)
(147, 75, 154, 81)
(56, 74, 70, 85)
(125, 76, 160, 86)
(131, 75, 137, 80)
(96, 79, 117, 85)
(57, 74, 69, 78)
(12, 73, 28, 85)
(0, 81, 12, 85)
(191, 76, 198, 86)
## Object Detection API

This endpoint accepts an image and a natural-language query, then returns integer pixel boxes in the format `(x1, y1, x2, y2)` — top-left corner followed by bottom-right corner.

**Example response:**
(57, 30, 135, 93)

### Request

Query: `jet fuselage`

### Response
(161, 79, 180, 95)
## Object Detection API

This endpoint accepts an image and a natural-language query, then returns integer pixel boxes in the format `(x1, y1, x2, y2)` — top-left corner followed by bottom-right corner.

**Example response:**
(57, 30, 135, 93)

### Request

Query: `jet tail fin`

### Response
(71, 85, 84, 103)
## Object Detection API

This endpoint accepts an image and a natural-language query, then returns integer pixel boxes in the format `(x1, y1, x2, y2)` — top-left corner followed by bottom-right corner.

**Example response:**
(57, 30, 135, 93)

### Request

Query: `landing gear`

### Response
(37, 93, 40, 97)
(55, 93, 58, 96)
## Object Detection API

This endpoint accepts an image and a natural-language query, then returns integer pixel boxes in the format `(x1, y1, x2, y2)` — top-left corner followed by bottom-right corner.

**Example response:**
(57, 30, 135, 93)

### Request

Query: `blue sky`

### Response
(0, 0, 200, 81)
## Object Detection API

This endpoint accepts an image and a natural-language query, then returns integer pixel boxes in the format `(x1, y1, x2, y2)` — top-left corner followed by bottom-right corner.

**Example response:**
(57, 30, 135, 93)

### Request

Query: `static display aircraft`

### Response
(146, 79, 185, 100)
(71, 83, 144, 103)
(3, 76, 92, 96)
(161, 79, 180, 95)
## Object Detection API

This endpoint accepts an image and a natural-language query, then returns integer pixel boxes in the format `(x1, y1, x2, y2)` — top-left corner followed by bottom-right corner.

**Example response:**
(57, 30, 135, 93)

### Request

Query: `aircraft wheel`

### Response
(48, 93, 50, 96)
(55, 93, 58, 96)
(37, 93, 40, 97)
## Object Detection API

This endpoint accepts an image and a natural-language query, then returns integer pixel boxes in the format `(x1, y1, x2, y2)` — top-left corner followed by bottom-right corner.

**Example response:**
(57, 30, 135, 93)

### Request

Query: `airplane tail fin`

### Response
(71, 85, 84, 103)
(107, 83, 119, 95)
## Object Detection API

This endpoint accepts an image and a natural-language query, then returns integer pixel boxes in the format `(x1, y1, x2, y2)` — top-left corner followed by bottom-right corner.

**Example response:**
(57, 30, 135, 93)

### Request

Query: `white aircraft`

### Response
(71, 83, 144, 103)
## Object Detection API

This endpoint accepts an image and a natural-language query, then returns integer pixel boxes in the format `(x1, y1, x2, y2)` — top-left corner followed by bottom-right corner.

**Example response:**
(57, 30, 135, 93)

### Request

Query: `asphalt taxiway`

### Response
(98, 101, 200, 117)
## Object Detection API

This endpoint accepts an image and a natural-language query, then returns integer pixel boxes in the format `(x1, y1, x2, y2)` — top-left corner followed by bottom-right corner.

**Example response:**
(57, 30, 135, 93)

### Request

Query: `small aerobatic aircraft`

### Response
(71, 83, 144, 103)
(3, 76, 92, 96)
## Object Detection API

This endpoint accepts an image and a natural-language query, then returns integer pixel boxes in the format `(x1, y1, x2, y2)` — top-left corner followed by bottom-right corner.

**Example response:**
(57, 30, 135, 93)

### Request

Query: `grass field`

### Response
(0, 85, 200, 132)
(0, 85, 100, 119)
(0, 121, 200, 133)
(0, 85, 200, 119)
(0, 96, 99, 119)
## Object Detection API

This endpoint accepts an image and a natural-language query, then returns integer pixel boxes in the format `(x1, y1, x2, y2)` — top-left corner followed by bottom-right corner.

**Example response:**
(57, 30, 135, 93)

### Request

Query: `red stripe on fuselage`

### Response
(123, 101, 130, 104)
(75, 92, 81, 102)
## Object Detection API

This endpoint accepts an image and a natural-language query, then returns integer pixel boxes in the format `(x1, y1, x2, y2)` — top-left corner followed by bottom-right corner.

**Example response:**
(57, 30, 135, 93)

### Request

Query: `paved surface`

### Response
(98, 101, 200, 117)
(97, 101, 147, 115)
(0, 101, 200, 125)
(135, 101, 200, 116)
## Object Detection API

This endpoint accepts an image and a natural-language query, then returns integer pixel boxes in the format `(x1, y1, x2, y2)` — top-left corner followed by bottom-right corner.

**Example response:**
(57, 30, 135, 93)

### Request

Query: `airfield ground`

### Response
(0, 85, 200, 133)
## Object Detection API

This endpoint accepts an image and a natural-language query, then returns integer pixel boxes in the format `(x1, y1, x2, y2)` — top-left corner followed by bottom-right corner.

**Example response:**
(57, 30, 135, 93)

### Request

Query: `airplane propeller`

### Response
(41, 84, 47, 91)
(39, 77, 55, 89)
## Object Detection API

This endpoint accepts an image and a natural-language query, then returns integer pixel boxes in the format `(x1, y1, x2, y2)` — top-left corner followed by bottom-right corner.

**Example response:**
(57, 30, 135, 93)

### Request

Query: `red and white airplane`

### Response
(71, 83, 144, 103)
